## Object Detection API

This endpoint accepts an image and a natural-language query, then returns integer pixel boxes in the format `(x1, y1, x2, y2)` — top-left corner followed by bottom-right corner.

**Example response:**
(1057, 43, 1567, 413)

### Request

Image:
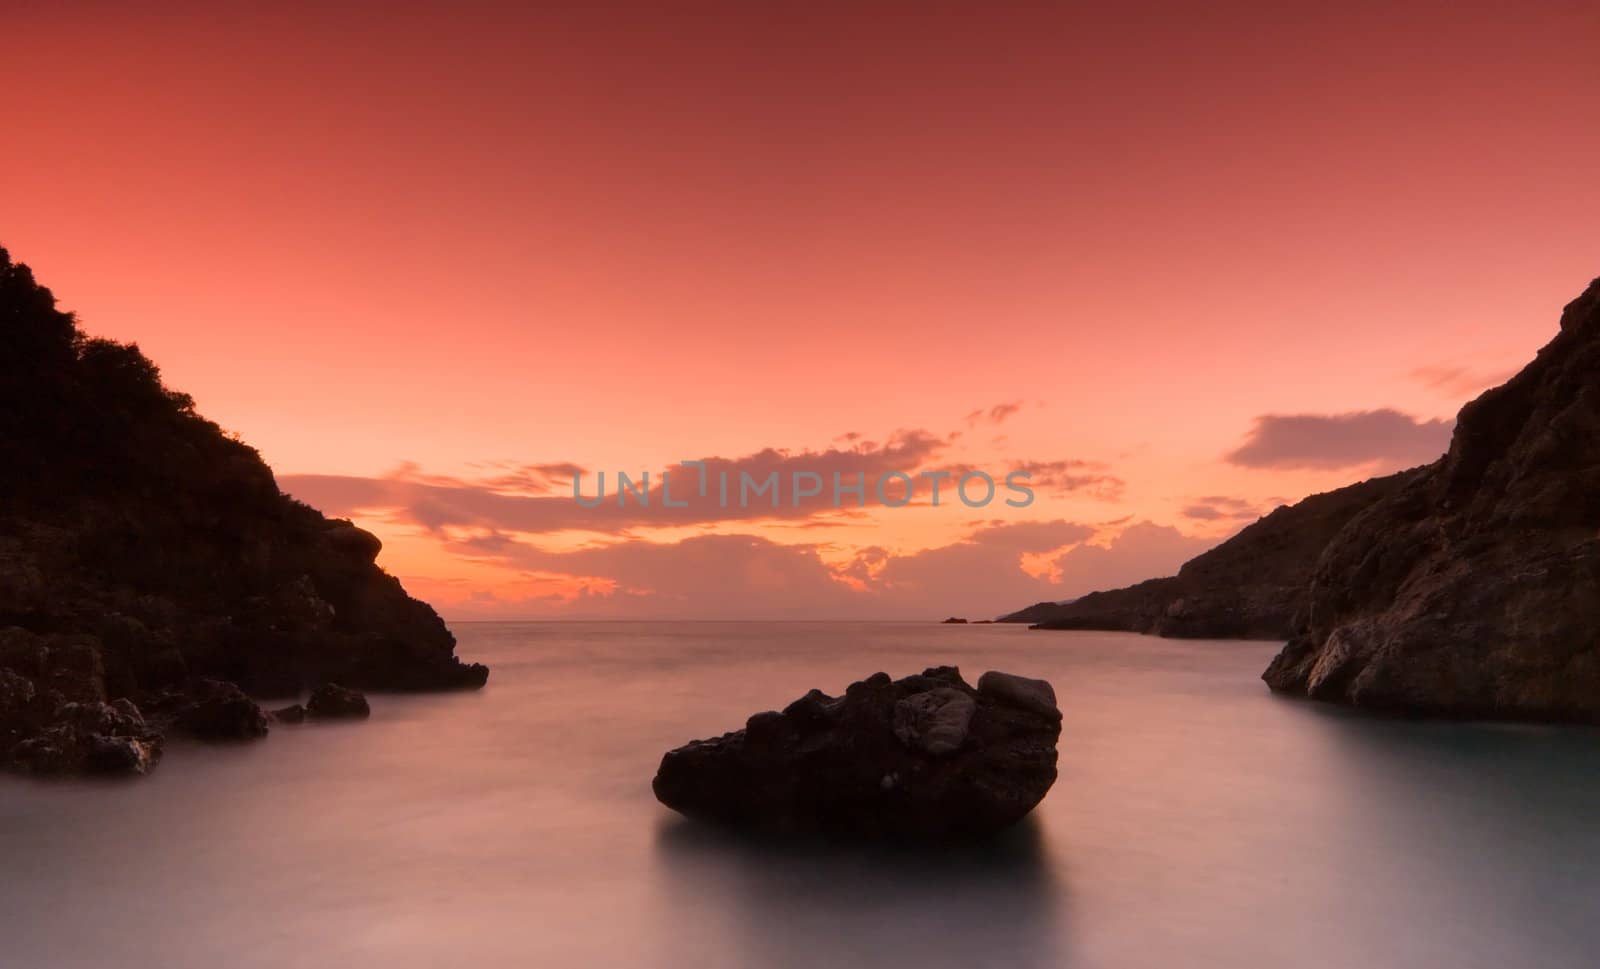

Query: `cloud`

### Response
(283, 426, 1126, 537)
(1046, 521, 1216, 598)
(965, 519, 1095, 551)
(964, 400, 1025, 426)
(281, 428, 955, 534)
(1225, 409, 1452, 471)
(1007, 459, 1125, 500)
(472, 461, 586, 494)
(449, 532, 866, 620)
(1409, 365, 1516, 398)
(1180, 495, 1261, 522)
(415, 514, 1215, 620)
(277, 418, 1150, 618)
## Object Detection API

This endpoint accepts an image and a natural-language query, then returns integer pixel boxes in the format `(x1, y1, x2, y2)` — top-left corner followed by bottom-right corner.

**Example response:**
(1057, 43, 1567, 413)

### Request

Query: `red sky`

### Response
(5, 1, 1598, 618)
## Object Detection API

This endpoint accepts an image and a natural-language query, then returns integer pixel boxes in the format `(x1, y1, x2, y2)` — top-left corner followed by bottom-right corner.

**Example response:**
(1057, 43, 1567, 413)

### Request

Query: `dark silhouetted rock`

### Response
(177, 681, 269, 740)
(0, 668, 34, 723)
(271, 703, 306, 724)
(0, 245, 489, 775)
(88, 733, 158, 774)
(940, 617, 969, 624)
(653, 666, 1061, 840)
(978, 671, 1058, 717)
(1264, 277, 1600, 721)
(7, 696, 162, 775)
(324, 521, 384, 563)
(306, 683, 370, 719)
(999, 470, 1422, 638)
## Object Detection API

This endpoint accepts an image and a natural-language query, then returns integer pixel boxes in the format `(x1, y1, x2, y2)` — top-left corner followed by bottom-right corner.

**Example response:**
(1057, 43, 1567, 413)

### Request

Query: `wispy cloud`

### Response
(1007, 459, 1125, 501)
(965, 400, 1026, 427)
(1409, 365, 1517, 398)
(1180, 495, 1261, 522)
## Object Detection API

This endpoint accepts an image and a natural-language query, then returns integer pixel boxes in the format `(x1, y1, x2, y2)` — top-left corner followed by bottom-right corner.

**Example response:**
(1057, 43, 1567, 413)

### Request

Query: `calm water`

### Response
(2, 622, 1597, 968)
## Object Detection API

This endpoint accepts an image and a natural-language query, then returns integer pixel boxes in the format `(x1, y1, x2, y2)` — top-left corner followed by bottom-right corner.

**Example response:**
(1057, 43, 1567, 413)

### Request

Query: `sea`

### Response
(2, 621, 1596, 969)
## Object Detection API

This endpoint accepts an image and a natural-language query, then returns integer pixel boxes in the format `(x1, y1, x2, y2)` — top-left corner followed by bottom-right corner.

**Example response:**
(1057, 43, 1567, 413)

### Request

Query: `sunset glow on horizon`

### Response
(6, 1, 1598, 618)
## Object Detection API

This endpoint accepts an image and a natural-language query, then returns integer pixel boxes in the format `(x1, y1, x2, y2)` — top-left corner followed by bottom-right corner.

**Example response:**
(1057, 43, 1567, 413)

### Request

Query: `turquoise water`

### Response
(2, 622, 1596, 968)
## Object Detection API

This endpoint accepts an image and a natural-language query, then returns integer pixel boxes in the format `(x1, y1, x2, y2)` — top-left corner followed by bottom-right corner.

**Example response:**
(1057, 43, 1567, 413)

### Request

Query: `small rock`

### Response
(7, 697, 162, 776)
(0, 667, 36, 722)
(306, 683, 370, 719)
(324, 521, 383, 563)
(978, 671, 1060, 718)
(271, 703, 306, 724)
(178, 680, 269, 739)
(11, 725, 78, 774)
(87, 734, 159, 775)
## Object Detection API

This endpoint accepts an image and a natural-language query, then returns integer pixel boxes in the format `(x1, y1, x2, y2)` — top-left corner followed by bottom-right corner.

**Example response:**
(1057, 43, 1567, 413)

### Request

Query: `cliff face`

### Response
(1264, 278, 1600, 720)
(0, 248, 486, 774)
(1000, 471, 1420, 639)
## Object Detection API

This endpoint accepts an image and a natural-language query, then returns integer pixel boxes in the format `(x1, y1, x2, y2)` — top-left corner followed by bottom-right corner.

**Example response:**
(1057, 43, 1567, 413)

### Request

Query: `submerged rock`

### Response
(652, 666, 1061, 840)
(1264, 276, 1600, 721)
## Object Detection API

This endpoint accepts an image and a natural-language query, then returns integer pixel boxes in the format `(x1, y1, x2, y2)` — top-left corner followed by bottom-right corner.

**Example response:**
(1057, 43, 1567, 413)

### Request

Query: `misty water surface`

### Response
(2, 622, 1596, 968)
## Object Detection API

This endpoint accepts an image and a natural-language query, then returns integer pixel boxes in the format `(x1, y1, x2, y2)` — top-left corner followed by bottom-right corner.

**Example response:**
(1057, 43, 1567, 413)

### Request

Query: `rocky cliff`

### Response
(1000, 470, 1420, 638)
(0, 247, 487, 775)
(1263, 277, 1600, 720)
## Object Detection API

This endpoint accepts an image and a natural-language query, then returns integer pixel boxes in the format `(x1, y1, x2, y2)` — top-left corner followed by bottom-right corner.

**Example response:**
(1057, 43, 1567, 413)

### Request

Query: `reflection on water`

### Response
(1, 622, 1597, 969)
(654, 814, 1066, 969)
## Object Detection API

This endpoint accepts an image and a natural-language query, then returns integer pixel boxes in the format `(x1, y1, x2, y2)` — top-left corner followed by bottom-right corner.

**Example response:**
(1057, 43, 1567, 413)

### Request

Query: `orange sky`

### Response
(5, 1, 1598, 618)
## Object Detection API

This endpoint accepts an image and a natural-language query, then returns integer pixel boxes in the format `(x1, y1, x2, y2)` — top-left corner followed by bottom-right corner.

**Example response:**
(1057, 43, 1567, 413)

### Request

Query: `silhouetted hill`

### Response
(998, 471, 1422, 638)
(1264, 276, 1600, 721)
(0, 247, 486, 775)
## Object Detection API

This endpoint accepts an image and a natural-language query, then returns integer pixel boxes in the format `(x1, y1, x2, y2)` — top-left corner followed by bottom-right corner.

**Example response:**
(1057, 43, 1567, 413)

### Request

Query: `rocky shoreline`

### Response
(1000, 274, 1600, 723)
(0, 248, 487, 776)
(1262, 276, 1600, 720)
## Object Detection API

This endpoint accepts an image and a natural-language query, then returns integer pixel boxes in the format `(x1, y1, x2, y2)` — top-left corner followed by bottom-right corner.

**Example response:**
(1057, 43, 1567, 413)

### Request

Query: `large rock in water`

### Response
(0, 245, 487, 776)
(652, 667, 1061, 840)
(1000, 470, 1420, 638)
(1264, 276, 1600, 721)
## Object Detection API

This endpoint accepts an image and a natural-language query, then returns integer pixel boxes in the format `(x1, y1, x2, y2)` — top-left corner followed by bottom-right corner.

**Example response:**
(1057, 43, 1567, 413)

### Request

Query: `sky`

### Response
(4, 1, 1598, 618)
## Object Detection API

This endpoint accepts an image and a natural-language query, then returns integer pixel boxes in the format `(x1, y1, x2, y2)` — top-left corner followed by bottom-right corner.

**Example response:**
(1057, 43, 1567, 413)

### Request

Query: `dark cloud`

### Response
(1225, 409, 1452, 471)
